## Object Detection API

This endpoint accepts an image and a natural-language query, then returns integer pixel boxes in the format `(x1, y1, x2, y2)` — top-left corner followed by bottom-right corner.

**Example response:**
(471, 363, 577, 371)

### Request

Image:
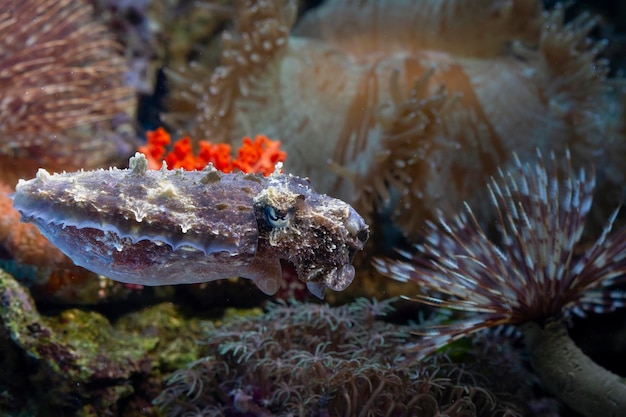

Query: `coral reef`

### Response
(0, 272, 149, 411)
(165, 0, 625, 236)
(375, 151, 626, 417)
(0, 270, 564, 417)
(155, 298, 526, 416)
(1, 1, 625, 415)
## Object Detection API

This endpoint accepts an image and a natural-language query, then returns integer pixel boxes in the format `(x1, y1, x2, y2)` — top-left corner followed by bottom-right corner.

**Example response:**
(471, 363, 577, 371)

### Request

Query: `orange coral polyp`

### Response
(198, 141, 233, 173)
(139, 128, 285, 175)
(137, 127, 171, 169)
(164, 136, 196, 170)
(233, 136, 288, 176)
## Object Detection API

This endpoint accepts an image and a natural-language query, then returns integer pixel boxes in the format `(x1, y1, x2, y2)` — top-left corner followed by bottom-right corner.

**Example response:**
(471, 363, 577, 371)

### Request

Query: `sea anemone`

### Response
(165, 0, 624, 236)
(374, 150, 626, 417)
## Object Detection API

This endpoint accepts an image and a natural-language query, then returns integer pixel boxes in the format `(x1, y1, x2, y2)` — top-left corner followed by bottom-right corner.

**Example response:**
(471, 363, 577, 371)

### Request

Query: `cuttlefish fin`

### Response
(243, 256, 283, 295)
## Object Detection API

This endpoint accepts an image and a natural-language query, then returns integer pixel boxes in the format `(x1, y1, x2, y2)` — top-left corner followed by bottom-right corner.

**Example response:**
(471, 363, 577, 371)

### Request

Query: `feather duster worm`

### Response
(375, 151, 626, 417)
(167, 0, 624, 235)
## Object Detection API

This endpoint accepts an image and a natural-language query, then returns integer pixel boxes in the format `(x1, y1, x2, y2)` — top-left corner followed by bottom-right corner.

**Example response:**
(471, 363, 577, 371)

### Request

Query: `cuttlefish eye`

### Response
(265, 205, 291, 228)
(357, 228, 369, 243)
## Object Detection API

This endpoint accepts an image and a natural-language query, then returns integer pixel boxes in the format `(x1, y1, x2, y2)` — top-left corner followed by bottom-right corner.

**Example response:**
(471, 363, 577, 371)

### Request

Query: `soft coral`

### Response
(138, 127, 286, 175)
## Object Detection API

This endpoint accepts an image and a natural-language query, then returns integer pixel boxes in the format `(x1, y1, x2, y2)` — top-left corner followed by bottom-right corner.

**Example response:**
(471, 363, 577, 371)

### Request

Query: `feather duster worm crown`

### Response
(165, 0, 623, 237)
(374, 150, 626, 359)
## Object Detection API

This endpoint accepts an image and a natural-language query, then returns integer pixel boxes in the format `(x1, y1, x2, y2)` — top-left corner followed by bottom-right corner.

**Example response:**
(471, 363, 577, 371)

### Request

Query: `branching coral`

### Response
(138, 127, 286, 174)
(165, 0, 624, 236)
(375, 151, 626, 417)
(155, 299, 524, 417)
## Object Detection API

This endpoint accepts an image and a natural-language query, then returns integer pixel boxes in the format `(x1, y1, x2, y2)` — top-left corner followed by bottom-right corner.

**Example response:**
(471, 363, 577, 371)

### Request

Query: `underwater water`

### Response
(1, 0, 626, 416)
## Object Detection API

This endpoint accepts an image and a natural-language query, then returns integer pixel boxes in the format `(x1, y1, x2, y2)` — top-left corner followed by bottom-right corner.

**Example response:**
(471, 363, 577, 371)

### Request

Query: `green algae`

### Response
(222, 306, 263, 321)
(0, 269, 207, 416)
(0, 269, 151, 411)
(115, 302, 204, 372)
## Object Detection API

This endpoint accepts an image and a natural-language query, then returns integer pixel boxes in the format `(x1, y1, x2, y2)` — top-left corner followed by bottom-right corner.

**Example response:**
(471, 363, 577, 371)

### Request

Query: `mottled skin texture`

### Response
(11, 154, 369, 298)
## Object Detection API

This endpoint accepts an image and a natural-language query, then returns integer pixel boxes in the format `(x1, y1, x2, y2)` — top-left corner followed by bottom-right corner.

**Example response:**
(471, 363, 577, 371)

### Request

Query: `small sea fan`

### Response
(375, 150, 626, 358)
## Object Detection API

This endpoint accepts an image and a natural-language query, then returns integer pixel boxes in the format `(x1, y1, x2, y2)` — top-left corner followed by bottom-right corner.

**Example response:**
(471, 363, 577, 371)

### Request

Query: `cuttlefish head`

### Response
(251, 171, 369, 299)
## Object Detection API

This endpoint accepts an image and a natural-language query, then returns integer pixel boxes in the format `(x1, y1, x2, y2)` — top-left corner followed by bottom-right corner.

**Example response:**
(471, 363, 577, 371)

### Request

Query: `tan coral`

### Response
(167, 0, 624, 236)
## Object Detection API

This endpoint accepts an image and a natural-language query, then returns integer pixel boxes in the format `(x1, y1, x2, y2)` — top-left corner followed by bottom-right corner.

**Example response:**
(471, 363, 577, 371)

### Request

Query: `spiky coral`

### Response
(138, 127, 286, 175)
(155, 298, 524, 417)
(375, 151, 626, 416)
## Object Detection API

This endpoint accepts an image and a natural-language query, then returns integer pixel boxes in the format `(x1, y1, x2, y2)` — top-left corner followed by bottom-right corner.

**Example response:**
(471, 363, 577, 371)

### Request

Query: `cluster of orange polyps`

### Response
(138, 127, 286, 175)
